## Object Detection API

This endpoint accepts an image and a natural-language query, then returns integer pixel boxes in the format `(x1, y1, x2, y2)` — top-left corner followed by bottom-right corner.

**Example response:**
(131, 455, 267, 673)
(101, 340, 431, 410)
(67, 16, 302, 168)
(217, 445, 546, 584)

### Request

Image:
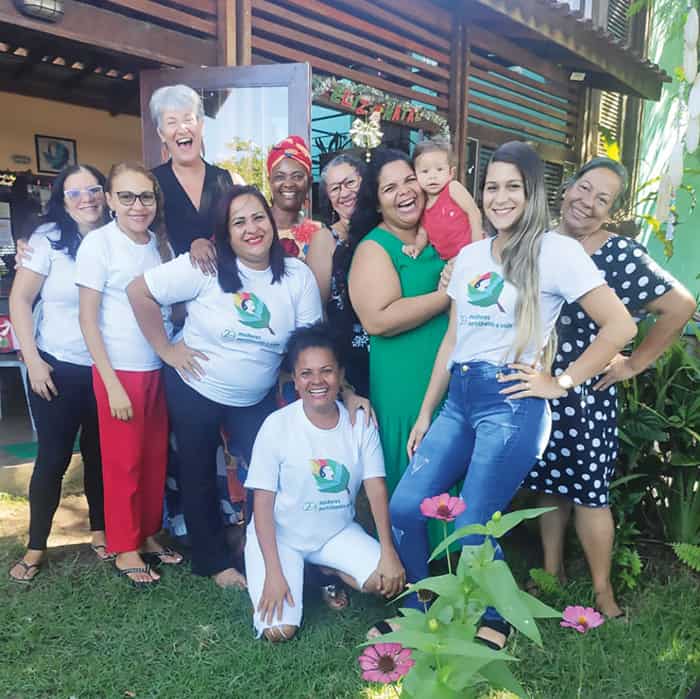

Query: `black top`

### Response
(152, 159, 234, 255)
(327, 228, 370, 397)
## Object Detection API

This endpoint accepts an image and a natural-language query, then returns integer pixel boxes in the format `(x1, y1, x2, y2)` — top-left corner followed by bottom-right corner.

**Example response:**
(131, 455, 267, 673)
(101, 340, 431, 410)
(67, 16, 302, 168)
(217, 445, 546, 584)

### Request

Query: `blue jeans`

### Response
(390, 362, 551, 619)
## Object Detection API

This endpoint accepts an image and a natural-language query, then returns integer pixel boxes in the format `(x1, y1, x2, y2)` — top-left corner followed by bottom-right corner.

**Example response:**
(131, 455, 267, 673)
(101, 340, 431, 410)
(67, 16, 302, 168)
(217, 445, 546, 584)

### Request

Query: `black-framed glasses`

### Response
(115, 190, 157, 207)
(327, 177, 360, 197)
(64, 185, 104, 201)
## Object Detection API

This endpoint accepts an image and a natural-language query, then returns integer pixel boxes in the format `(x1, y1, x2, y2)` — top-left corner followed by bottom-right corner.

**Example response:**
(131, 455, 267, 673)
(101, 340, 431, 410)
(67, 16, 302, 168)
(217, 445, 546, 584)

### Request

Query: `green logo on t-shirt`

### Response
(468, 272, 506, 312)
(310, 458, 350, 494)
(232, 291, 275, 334)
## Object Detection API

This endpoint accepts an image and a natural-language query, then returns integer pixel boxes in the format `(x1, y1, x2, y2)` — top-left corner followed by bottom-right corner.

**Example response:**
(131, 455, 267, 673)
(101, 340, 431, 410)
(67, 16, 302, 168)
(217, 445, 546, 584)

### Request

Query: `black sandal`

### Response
(90, 544, 116, 562)
(140, 547, 183, 566)
(366, 617, 402, 640)
(475, 618, 511, 651)
(115, 563, 158, 588)
(320, 583, 350, 611)
(9, 559, 42, 584)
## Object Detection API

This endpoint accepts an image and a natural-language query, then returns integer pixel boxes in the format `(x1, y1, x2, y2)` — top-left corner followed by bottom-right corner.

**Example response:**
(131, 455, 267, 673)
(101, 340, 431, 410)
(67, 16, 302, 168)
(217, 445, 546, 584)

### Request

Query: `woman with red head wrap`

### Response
(267, 136, 323, 260)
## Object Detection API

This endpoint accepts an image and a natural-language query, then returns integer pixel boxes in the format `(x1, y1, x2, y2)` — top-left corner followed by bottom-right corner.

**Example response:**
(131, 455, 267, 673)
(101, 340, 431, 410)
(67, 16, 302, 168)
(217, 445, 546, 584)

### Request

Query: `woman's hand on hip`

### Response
(163, 340, 209, 380)
(343, 388, 377, 426)
(106, 381, 133, 421)
(374, 548, 406, 599)
(26, 356, 58, 401)
(593, 353, 636, 391)
(189, 238, 217, 275)
(258, 571, 295, 625)
(406, 411, 431, 459)
(498, 363, 566, 400)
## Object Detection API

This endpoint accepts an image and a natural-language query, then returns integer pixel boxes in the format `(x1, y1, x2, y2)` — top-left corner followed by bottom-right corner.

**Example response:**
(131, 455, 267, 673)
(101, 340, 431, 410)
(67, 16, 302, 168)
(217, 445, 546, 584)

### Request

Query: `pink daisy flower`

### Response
(358, 643, 415, 683)
(419, 493, 466, 522)
(560, 606, 605, 634)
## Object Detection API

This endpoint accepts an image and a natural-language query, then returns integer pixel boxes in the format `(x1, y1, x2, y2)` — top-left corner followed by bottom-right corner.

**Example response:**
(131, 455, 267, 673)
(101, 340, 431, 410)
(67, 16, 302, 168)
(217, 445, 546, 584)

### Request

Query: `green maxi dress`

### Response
(362, 226, 448, 548)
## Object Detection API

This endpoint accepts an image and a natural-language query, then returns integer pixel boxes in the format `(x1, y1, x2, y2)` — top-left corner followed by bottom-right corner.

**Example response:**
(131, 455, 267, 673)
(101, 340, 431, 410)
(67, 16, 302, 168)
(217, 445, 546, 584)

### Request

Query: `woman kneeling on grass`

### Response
(244, 322, 404, 641)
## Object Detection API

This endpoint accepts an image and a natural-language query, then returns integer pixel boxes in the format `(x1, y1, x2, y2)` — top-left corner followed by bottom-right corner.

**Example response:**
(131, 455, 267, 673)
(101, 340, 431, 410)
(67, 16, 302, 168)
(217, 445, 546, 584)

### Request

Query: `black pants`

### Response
(164, 366, 276, 577)
(27, 351, 104, 550)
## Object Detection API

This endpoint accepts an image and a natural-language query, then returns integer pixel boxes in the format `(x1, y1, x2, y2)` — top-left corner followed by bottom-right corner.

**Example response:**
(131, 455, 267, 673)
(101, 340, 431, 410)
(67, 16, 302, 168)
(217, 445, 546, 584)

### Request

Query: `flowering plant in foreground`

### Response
(560, 606, 605, 634)
(561, 605, 605, 698)
(360, 498, 562, 698)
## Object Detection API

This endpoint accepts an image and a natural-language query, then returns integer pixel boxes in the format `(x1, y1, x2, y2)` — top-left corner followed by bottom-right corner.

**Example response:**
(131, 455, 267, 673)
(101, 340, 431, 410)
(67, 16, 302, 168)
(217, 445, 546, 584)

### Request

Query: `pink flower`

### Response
(420, 494, 466, 522)
(358, 643, 415, 683)
(560, 606, 605, 633)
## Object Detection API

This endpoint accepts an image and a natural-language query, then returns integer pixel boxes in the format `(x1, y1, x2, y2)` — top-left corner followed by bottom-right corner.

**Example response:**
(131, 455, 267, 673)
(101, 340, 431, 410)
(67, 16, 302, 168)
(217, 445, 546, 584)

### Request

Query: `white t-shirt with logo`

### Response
(75, 220, 171, 371)
(245, 400, 385, 553)
(21, 224, 91, 366)
(447, 232, 604, 367)
(144, 254, 322, 406)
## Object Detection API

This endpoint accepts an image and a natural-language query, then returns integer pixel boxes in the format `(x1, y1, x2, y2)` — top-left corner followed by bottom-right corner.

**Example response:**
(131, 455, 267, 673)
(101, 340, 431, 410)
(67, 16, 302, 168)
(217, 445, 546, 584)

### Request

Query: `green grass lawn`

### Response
(1, 537, 698, 698)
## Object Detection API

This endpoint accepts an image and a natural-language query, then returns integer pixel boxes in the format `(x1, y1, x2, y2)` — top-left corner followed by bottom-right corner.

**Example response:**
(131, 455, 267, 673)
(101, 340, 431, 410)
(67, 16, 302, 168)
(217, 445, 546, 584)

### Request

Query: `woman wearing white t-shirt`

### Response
(244, 322, 404, 641)
(76, 162, 181, 587)
(388, 142, 637, 649)
(8, 164, 109, 583)
(127, 185, 322, 589)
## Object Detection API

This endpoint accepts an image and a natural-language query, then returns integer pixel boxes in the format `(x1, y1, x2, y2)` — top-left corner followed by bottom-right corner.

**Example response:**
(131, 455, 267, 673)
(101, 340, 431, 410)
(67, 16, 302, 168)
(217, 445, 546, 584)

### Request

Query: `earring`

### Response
(109, 209, 116, 219)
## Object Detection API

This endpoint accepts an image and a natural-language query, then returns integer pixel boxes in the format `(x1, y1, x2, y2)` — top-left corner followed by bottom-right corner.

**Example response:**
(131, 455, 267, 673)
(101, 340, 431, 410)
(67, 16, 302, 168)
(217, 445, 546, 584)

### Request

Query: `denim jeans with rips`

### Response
(390, 361, 551, 620)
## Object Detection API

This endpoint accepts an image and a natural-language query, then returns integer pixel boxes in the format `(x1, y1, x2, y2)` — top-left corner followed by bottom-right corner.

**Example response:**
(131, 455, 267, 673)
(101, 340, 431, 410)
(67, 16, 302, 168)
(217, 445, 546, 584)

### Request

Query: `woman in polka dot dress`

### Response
(523, 158, 696, 618)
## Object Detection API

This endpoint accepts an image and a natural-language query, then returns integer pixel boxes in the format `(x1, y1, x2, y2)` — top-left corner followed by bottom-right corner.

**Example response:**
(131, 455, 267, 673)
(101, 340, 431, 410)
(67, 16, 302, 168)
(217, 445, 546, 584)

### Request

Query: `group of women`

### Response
(8, 83, 695, 647)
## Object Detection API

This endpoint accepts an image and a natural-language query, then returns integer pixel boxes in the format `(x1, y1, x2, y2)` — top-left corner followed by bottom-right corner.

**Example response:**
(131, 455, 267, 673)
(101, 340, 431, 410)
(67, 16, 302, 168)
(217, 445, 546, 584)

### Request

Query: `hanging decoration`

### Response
(312, 75, 450, 136)
(349, 111, 384, 162)
(655, 4, 699, 252)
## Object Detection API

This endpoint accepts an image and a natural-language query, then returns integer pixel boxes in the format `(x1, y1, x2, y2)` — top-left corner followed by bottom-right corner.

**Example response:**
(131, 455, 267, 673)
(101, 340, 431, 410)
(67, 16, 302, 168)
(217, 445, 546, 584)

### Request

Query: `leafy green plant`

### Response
(616, 324, 700, 545)
(527, 568, 562, 596)
(672, 542, 700, 571)
(609, 478, 645, 591)
(360, 505, 561, 699)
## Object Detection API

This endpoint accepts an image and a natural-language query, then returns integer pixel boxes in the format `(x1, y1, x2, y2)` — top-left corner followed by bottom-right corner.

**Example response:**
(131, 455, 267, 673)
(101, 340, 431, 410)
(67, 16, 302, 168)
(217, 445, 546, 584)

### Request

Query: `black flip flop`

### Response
(115, 562, 159, 588)
(90, 544, 116, 562)
(9, 559, 42, 584)
(141, 547, 183, 566)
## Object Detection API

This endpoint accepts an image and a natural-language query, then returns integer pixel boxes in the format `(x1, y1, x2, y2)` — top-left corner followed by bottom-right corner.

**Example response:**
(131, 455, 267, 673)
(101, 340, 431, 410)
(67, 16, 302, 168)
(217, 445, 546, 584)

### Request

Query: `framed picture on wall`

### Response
(35, 135, 77, 175)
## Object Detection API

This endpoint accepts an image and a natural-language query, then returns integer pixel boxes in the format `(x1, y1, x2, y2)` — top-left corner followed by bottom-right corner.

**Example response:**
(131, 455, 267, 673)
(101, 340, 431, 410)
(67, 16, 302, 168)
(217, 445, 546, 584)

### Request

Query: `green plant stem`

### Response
(444, 521, 452, 575)
(577, 642, 584, 699)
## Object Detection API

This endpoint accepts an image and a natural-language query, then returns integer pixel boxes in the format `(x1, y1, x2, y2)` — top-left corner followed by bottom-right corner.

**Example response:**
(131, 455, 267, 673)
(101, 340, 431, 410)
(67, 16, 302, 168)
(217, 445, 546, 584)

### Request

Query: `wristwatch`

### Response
(556, 373, 574, 392)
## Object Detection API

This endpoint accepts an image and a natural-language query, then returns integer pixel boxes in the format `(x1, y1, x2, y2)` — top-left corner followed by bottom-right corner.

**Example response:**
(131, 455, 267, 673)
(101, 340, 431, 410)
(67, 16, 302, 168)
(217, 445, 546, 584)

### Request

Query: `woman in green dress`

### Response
(348, 149, 450, 495)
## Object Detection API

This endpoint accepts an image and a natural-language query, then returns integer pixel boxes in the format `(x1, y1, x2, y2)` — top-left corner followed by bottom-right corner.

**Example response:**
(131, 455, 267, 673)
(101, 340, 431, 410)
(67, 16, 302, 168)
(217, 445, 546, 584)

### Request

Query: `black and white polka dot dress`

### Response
(523, 236, 675, 507)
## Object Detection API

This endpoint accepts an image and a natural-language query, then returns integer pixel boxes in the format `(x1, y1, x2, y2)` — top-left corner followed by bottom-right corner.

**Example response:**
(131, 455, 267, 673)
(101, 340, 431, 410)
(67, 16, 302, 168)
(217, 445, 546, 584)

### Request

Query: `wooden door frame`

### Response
(139, 62, 310, 169)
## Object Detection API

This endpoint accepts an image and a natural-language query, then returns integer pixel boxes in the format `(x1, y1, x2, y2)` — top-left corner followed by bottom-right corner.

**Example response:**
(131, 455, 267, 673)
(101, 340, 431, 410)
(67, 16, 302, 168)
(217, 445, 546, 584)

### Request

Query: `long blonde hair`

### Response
(106, 162, 172, 263)
(482, 142, 552, 366)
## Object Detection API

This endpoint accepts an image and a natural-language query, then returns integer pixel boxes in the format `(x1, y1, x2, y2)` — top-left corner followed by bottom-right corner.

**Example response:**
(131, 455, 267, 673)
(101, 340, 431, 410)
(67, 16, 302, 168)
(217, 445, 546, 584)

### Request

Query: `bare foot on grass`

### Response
(212, 567, 247, 590)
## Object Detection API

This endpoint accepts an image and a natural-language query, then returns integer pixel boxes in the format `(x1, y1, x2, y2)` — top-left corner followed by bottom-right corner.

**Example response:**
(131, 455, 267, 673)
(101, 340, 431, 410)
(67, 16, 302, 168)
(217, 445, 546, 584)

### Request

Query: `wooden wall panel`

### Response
(250, 0, 451, 115)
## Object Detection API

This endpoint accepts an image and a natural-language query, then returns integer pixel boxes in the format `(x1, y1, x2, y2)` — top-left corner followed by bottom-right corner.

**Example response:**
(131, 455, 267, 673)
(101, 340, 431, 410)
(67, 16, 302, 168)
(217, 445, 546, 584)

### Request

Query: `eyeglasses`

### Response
(115, 191, 157, 207)
(64, 185, 104, 201)
(327, 177, 360, 197)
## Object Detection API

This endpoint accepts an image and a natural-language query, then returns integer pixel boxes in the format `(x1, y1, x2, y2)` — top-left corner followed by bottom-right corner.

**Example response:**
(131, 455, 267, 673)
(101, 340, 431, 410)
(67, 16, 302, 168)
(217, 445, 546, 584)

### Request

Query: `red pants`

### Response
(92, 367, 167, 553)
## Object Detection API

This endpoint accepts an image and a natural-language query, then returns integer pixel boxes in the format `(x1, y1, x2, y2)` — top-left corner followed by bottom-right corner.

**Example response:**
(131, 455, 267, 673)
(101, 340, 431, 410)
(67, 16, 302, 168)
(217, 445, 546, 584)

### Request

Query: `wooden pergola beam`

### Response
(468, 0, 668, 101)
(0, 0, 216, 67)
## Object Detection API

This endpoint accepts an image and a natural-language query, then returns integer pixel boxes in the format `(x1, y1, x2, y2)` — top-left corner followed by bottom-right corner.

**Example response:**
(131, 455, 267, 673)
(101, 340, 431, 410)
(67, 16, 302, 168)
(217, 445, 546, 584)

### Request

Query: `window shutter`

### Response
(607, 0, 632, 42)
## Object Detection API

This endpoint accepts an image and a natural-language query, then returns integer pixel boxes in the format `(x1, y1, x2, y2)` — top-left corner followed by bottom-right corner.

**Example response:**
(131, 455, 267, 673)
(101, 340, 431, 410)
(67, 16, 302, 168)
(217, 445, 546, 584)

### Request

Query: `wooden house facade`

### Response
(0, 0, 669, 227)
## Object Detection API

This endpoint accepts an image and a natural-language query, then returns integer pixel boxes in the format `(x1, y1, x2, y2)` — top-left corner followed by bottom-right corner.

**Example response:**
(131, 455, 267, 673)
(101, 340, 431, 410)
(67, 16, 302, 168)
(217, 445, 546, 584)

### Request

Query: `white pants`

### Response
(245, 520, 381, 636)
